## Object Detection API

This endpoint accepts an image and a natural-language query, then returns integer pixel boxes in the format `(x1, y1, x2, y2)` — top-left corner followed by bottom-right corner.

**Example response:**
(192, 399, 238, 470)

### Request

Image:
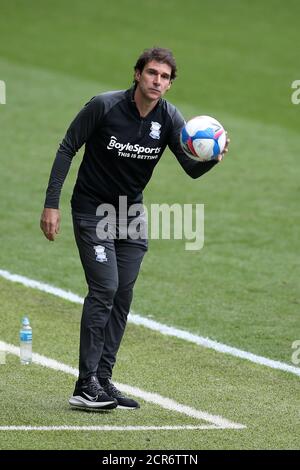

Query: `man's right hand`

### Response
(40, 208, 61, 241)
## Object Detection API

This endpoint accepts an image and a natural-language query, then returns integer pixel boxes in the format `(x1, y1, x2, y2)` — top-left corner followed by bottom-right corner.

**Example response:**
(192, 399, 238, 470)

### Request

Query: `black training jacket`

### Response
(44, 87, 217, 213)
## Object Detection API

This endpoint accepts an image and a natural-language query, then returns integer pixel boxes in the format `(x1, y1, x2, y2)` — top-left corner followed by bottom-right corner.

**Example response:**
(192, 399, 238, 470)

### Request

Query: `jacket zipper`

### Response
(138, 119, 144, 137)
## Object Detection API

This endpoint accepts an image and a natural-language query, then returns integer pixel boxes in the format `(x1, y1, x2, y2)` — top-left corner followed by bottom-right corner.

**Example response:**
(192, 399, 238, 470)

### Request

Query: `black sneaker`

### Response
(69, 375, 117, 410)
(99, 378, 140, 409)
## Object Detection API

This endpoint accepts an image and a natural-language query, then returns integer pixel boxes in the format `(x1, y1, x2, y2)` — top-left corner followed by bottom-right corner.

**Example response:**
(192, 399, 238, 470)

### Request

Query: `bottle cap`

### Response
(22, 317, 30, 326)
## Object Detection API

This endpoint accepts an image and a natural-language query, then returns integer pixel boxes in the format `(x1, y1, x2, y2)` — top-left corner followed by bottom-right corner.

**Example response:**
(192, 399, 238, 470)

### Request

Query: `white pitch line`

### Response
(1, 268, 299, 377)
(0, 425, 219, 432)
(0, 341, 245, 430)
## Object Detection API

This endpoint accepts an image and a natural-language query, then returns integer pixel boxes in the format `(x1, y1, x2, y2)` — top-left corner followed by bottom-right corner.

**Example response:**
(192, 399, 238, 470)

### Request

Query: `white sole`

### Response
(117, 405, 140, 410)
(69, 396, 116, 409)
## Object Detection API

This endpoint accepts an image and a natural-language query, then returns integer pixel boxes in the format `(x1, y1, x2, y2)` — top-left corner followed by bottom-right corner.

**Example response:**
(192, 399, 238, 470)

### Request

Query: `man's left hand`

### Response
(216, 132, 230, 162)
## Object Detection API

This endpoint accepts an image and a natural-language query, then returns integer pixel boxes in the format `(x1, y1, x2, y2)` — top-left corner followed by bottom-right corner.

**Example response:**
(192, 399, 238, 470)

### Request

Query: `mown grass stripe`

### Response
(0, 340, 245, 430)
(1, 268, 299, 377)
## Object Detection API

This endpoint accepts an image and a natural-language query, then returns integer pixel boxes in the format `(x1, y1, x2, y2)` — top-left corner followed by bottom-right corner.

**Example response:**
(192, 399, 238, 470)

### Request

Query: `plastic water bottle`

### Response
(20, 317, 32, 364)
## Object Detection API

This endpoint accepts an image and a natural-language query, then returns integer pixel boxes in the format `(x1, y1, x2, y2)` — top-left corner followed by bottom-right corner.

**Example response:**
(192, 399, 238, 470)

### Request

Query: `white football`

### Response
(180, 115, 226, 161)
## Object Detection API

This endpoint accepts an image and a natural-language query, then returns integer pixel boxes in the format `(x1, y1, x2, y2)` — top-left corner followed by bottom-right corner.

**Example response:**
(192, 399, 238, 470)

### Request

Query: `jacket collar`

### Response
(125, 86, 163, 113)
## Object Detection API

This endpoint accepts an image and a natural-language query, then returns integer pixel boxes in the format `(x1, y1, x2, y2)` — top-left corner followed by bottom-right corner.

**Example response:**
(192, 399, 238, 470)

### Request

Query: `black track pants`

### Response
(72, 213, 147, 380)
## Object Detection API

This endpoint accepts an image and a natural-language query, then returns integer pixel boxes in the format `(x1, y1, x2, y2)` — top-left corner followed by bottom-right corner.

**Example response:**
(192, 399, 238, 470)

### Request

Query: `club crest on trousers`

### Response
(93, 245, 107, 262)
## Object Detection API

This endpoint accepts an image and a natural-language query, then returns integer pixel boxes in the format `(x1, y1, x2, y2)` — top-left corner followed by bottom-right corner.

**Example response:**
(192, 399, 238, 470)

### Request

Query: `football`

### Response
(180, 115, 226, 161)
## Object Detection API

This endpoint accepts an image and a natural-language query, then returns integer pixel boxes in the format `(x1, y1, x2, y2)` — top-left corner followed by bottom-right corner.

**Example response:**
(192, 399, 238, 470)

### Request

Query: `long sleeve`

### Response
(167, 105, 218, 179)
(44, 95, 105, 208)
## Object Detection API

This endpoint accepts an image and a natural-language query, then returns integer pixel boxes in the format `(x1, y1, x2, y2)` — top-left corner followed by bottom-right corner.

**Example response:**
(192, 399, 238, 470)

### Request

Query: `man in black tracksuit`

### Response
(40, 47, 228, 410)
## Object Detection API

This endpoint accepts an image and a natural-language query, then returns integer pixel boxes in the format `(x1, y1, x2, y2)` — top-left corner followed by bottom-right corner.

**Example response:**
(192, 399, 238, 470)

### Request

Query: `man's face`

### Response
(135, 60, 172, 102)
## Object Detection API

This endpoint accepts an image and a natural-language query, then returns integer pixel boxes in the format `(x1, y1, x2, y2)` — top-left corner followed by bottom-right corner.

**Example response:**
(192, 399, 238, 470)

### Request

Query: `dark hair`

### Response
(133, 47, 177, 87)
